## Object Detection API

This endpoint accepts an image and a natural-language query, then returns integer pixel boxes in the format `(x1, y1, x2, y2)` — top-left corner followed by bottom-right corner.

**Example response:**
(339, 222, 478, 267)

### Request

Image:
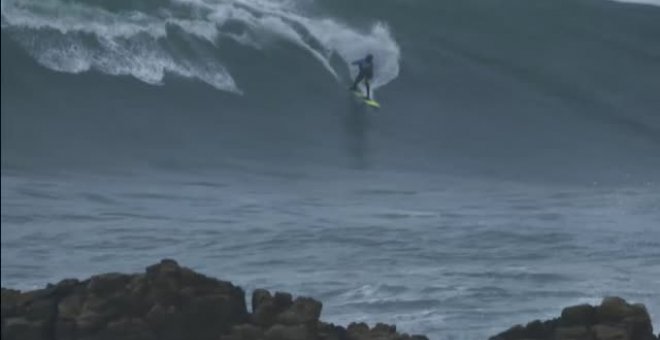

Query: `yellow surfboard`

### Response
(352, 90, 381, 108)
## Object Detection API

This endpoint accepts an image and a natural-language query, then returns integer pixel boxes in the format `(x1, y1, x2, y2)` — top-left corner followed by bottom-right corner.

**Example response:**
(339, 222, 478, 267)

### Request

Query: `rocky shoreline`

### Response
(1, 259, 657, 340)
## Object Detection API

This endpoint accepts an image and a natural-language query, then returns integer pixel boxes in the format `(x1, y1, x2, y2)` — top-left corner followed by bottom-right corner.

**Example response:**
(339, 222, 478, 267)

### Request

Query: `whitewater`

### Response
(0, 0, 400, 93)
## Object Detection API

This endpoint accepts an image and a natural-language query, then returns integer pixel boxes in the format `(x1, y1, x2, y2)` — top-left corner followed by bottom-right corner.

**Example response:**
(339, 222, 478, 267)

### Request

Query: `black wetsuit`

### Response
(350, 57, 374, 99)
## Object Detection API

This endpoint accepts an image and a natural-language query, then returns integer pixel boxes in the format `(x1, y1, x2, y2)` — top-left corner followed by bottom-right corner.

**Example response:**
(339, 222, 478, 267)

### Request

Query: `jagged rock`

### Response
(490, 297, 657, 340)
(87, 273, 131, 296)
(1, 259, 250, 340)
(317, 322, 348, 340)
(252, 293, 279, 328)
(597, 297, 632, 323)
(276, 297, 322, 325)
(252, 289, 272, 312)
(561, 304, 596, 326)
(346, 321, 428, 340)
(273, 292, 294, 311)
(7, 259, 656, 340)
(252, 290, 298, 328)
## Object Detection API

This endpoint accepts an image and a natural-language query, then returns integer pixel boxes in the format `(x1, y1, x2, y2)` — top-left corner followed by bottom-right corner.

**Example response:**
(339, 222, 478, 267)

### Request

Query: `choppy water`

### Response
(2, 167, 659, 338)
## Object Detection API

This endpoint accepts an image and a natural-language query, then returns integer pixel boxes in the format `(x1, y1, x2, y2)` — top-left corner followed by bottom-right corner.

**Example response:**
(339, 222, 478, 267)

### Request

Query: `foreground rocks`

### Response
(1, 259, 427, 340)
(2, 259, 657, 340)
(491, 296, 658, 340)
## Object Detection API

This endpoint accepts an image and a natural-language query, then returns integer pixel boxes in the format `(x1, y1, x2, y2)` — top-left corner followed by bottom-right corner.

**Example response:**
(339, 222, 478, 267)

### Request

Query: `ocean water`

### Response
(2, 0, 660, 338)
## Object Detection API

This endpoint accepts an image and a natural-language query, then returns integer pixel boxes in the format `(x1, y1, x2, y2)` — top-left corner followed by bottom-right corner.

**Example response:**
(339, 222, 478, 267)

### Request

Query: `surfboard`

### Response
(351, 90, 381, 109)
(364, 98, 381, 108)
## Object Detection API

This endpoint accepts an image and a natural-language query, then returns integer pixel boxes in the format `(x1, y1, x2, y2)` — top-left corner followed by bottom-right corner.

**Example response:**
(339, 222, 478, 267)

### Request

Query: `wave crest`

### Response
(1, 0, 401, 93)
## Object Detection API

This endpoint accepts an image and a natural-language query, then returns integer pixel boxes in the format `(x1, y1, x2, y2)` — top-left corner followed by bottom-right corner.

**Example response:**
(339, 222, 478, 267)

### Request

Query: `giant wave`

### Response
(2, 0, 660, 183)
(1, 0, 400, 93)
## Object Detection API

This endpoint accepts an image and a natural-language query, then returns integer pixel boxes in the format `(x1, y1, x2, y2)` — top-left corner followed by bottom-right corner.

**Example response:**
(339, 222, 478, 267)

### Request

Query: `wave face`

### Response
(2, 0, 660, 182)
(1, 0, 400, 92)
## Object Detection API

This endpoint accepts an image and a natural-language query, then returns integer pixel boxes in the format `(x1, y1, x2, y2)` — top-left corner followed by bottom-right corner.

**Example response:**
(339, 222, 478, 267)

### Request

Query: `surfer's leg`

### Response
(364, 79, 371, 99)
(351, 73, 365, 91)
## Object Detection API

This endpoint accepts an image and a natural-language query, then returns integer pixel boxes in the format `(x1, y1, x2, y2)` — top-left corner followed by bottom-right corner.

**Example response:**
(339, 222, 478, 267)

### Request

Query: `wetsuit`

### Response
(350, 56, 374, 99)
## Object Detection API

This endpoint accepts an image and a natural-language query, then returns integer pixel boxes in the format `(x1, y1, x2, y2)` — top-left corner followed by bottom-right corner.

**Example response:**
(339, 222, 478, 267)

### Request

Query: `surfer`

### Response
(349, 54, 374, 99)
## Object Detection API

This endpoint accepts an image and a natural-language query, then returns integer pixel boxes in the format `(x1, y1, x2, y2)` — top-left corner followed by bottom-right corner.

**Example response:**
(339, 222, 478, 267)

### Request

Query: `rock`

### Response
(252, 295, 278, 328)
(592, 324, 629, 340)
(144, 303, 187, 340)
(53, 278, 80, 295)
(490, 297, 657, 340)
(561, 304, 596, 326)
(252, 291, 298, 328)
(317, 322, 348, 340)
(345, 321, 421, 340)
(54, 317, 77, 340)
(252, 289, 272, 312)
(490, 324, 526, 340)
(24, 296, 57, 322)
(373, 322, 397, 333)
(57, 292, 84, 319)
(146, 259, 181, 277)
(1, 288, 21, 319)
(276, 297, 322, 325)
(2, 317, 45, 340)
(625, 304, 654, 340)
(597, 297, 632, 323)
(87, 273, 130, 296)
(273, 292, 293, 311)
(75, 305, 107, 332)
(180, 293, 248, 339)
(554, 326, 590, 340)
(221, 324, 264, 340)
(101, 317, 156, 340)
(264, 324, 311, 340)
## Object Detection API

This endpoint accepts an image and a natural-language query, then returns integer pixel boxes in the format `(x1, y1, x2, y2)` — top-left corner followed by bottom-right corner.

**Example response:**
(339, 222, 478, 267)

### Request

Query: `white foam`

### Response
(1, 0, 402, 93)
(609, 0, 660, 6)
